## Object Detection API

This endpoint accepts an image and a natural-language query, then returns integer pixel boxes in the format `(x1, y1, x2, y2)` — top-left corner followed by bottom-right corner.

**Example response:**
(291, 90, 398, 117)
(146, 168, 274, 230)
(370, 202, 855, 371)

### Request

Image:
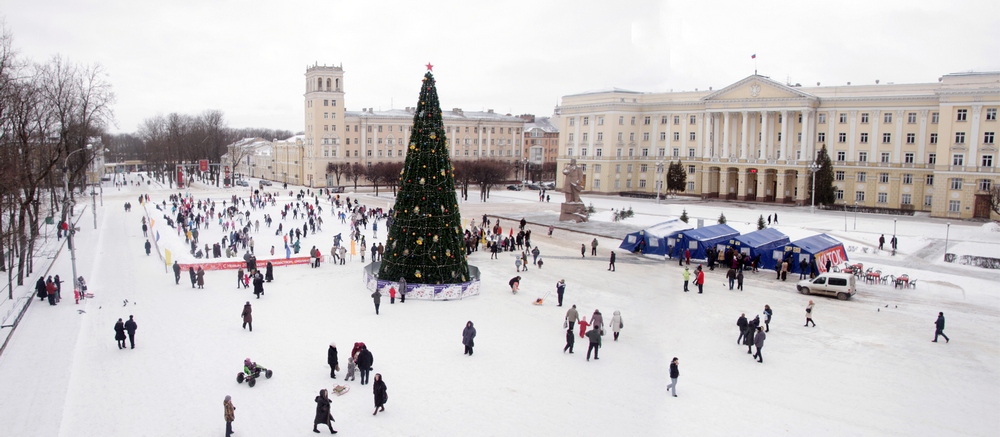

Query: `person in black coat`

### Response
(563, 328, 575, 353)
(372, 373, 387, 416)
(144, 240, 151, 256)
(253, 273, 264, 299)
(743, 316, 759, 354)
(265, 262, 274, 282)
(933, 312, 949, 343)
(124, 315, 138, 349)
(172, 261, 181, 284)
(327, 343, 339, 378)
(608, 251, 616, 271)
(189, 267, 197, 288)
(752, 326, 766, 363)
(356, 345, 374, 385)
(114, 318, 127, 349)
(312, 389, 337, 434)
(666, 357, 680, 397)
(35, 276, 47, 301)
(736, 313, 749, 344)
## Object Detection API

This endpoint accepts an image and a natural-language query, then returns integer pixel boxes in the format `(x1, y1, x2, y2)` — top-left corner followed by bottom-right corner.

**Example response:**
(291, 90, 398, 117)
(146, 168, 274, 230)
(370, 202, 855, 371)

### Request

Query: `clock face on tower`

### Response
(749, 84, 761, 97)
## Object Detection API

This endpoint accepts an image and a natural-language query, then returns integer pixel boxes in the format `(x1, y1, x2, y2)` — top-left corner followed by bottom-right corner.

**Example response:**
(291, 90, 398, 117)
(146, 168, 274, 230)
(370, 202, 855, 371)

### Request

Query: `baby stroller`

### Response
(237, 358, 273, 387)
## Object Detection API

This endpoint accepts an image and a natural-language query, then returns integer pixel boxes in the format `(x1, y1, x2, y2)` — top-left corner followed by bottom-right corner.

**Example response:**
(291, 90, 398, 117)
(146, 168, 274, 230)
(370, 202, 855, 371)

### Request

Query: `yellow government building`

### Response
(554, 72, 999, 219)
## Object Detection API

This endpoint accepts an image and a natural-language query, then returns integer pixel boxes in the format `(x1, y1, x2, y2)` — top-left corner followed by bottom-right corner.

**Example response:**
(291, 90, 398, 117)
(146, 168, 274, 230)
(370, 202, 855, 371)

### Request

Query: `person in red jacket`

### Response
(696, 266, 705, 294)
(578, 318, 589, 338)
(685, 249, 691, 265)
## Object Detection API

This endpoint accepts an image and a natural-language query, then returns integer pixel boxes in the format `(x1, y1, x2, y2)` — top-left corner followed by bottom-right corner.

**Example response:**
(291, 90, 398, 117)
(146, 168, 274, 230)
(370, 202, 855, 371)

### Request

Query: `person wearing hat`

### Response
(241, 302, 253, 331)
(682, 267, 690, 292)
(327, 342, 339, 378)
(666, 357, 680, 397)
(556, 280, 566, 307)
(224, 395, 236, 437)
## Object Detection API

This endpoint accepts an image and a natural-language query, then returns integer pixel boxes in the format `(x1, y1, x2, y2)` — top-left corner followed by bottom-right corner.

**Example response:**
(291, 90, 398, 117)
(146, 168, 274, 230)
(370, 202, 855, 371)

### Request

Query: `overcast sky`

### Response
(4, 0, 998, 134)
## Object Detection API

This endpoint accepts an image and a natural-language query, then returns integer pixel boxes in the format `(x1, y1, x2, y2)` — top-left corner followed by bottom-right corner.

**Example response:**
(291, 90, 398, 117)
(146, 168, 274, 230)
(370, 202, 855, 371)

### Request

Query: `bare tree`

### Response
(326, 162, 345, 186)
(990, 185, 1000, 216)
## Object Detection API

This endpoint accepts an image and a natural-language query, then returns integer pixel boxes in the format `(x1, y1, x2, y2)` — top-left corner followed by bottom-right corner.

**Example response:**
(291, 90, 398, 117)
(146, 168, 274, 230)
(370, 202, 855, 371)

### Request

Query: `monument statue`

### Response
(559, 159, 588, 222)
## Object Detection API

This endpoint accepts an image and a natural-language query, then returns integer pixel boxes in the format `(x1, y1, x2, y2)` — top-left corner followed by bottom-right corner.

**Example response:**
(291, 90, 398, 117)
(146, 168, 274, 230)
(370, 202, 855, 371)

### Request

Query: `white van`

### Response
(796, 272, 856, 300)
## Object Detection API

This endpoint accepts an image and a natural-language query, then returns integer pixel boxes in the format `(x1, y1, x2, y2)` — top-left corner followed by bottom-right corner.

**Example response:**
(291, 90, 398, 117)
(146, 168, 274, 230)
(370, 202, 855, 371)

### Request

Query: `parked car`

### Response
(259, 180, 272, 186)
(235, 180, 249, 187)
(331, 186, 345, 193)
(540, 182, 555, 190)
(796, 272, 856, 300)
(525, 183, 541, 190)
(506, 184, 522, 191)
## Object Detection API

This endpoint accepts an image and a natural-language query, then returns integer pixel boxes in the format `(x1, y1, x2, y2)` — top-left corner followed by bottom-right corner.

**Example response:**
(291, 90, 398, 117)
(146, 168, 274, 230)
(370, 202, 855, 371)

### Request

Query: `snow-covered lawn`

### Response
(0, 178, 997, 436)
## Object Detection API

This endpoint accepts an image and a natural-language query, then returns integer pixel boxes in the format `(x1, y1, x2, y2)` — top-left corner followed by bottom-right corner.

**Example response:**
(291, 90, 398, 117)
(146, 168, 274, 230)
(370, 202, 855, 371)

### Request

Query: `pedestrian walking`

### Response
(799, 259, 809, 280)
(666, 357, 680, 397)
(462, 321, 476, 356)
(265, 261, 274, 282)
(590, 309, 604, 334)
(224, 395, 236, 437)
(736, 269, 744, 290)
(608, 251, 616, 271)
(371, 290, 381, 315)
(189, 267, 196, 288)
(312, 389, 337, 434)
(124, 315, 137, 349)
(563, 328, 575, 353)
(581, 244, 586, 258)
(398, 277, 407, 303)
(727, 268, 737, 290)
(531, 246, 540, 265)
(515, 256, 523, 272)
(35, 276, 47, 302)
(556, 279, 566, 306)
(144, 240, 151, 256)
(763, 305, 772, 332)
(241, 302, 253, 331)
(343, 353, 357, 381)
(196, 266, 205, 289)
(610, 310, 623, 341)
(173, 261, 181, 284)
(682, 267, 690, 292)
(586, 326, 602, 361)
(565, 305, 579, 331)
(372, 374, 388, 416)
(357, 345, 374, 385)
(752, 326, 766, 363)
(328, 342, 339, 378)
(805, 300, 816, 327)
(114, 318, 127, 349)
(878, 234, 885, 250)
(743, 316, 759, 354)
(737, 313, 748, 344)
(591, 238, 598, 256)
(389, 286, 396, 304)
(696, 267, 705, 294)
(253, 273, 264, 299)
(933, 312, 949, 343)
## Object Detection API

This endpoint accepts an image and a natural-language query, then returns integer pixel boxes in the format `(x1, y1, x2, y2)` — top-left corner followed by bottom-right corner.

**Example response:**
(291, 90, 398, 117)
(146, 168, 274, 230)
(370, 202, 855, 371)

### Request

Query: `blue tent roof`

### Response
(734, 228, 789, 248)
(680, 223, 738, 241)
(790, 234, 842, 253)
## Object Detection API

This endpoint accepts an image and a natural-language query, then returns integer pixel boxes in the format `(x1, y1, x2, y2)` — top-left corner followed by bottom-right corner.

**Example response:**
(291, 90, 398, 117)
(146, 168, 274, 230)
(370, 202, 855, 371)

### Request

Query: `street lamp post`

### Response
(63, 144, 92, 297)
(854, 201, 858, 230)
(656, 161, 665, 204)
(843, 202, 848, 232)
(808, 161, 821, 214)
(944, 223, 951, 262)
(892, 219, 897, 255)
(522, 158, 528, 190)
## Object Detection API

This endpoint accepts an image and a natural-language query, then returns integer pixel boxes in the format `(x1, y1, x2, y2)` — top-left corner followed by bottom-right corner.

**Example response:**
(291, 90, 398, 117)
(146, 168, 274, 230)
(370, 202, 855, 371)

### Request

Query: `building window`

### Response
(674, 116, 681, 125)
(689, 132, 696, 141)
(569, 118, 575, 126)
(641, 148, 649, 157)
(926, 174, 934, 185)
(629, 133, 635, 142)
(837, 151, 846, 162)
(615, 164, 621, 173)
(643, 116, 650, 125)
(861, 113, 869, 124)
(983, 155, 993, 167)
(819, 113, 827, 124)
(948, 200, 960, 213)
(884, 112, 892, 123)
(597, 116, 604, 125)
(837, 133, 846, 143)
(950, 178, 963, 190)
(860, 133, 869, 143)
(639, 179, 647, 188)
(582, 133, 589, 142)
(877, 192, 888, 203)
(629, 149, 635, 157)
(835, 171, 845, 181)
(689, 115, 697, 125)
(626, 180, 633, 189)
(673, 132, 680, 141)
(955, 132, 965, 144)
(672, 148, 679, 157)
(689, 149, 695, 158)
(908, 112, 917, 123)
(619, 116, 624, 125)
(614, 180, 620, 189)
(986, 108, 997, 121)
(618, 133, 623, 142)
(956, 109, 967, 121)
(839, 113, 847, 123)
(798, 133, 802, 142)
(979, 179, 992, 191)
(881, 152, 890, 163)
(582, 117, 589, 125)
(596, 148, 603, 157)
(859, 152, 868, 162)
(857, 172, 867, 182)
(616, 148, 622, 157)
(567, 148, 573, 156)
(882, 133, 892, 143)
(906, 133, 915, 144)
(642, 133, 650, 141)
(984, 132, 995, 144)
(581, 148, 588, 156)
(323, 99, 329, 106)
(688, 165, 696, 174)
(856, 191, 866, 202)
(931, 112, 939, 123)
(901, 194, 912, 205)
(835, 189, 844, 200)
(798, 113, 803, 123)
(568, 133, 574, 142)
(627, 164, 633, 172)
(659, 148, 667, 157)
(661, 116, 668, 124)
(904, 152, 914, 163)
(818, 132, 826, 143)
(924, 195, 933, 206)
(660, 132, 666, 141)
(930, 133, 938, 144)
(597, 132, 604, 142)
(879, 173, 889, 183)
(594, 164, 602, 173)
(631, 117, 636, 125)
(902, 174, 913, 184)
(952, 154, 964, 166)
(593, 179, 601, 188)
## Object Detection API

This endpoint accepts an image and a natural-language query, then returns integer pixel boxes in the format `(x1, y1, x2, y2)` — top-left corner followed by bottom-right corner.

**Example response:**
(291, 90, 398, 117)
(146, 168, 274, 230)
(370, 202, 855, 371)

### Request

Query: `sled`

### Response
(332, 385, 350, 396)
(533, 290, 552, 306)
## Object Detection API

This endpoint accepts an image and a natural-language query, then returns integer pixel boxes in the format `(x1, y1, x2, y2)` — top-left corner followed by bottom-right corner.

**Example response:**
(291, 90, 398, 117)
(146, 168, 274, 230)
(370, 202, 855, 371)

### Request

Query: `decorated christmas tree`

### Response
(378, 66, 470, 284)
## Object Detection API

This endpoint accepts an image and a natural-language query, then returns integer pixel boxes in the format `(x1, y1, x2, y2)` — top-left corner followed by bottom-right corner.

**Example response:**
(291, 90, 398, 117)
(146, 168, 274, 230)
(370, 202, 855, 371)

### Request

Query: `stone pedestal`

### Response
(560, 202, 589, 223)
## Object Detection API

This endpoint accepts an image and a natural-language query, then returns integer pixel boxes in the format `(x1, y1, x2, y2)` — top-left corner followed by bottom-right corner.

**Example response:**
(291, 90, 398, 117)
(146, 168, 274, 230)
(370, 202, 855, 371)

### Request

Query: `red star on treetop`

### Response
(426, 62, 434, 71)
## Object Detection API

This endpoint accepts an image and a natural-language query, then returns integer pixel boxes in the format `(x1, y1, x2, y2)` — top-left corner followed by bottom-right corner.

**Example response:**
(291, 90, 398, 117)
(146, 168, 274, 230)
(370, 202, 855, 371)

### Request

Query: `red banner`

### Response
(199, 159, 209, 172)
(815, 245, 848, 273)
(178, 257, 311, 272)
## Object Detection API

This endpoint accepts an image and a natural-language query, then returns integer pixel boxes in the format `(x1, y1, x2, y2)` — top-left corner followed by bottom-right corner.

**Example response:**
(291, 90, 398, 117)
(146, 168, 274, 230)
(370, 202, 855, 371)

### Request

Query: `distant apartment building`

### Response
(521, 114, 560, 165)
(554, 72, 1000, 219)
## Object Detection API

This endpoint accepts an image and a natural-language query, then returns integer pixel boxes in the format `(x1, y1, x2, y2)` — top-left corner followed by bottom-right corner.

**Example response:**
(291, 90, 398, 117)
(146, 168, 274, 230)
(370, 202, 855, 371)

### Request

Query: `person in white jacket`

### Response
(610, 310, 624, 341)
